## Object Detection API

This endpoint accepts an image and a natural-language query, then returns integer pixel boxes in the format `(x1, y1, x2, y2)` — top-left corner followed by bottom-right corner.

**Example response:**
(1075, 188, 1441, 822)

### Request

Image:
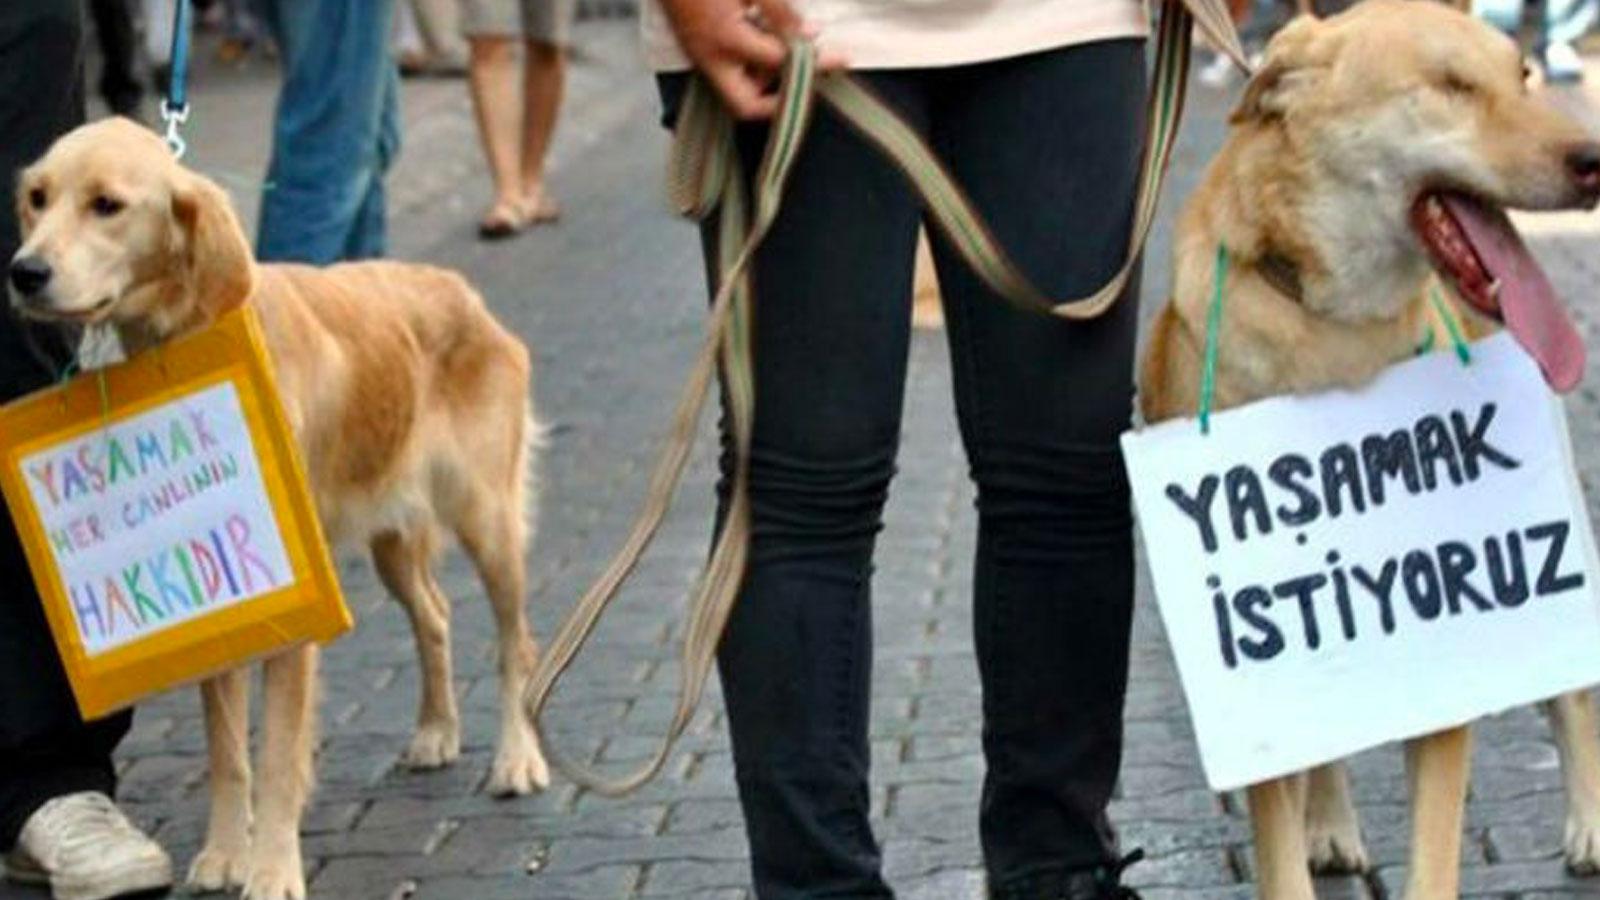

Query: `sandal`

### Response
(477, 200, 526, 240)
(520, 191, 562, 226)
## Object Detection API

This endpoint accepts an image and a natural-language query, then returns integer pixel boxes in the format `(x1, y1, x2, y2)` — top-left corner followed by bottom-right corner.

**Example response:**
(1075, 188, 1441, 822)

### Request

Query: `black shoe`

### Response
(990, 849, 1146, 900)
(1082, 850, 1145, 900)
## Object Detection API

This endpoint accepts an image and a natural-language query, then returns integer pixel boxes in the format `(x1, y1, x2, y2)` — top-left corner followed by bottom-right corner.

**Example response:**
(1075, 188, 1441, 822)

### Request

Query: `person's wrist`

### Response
(659, 0, 735, 62)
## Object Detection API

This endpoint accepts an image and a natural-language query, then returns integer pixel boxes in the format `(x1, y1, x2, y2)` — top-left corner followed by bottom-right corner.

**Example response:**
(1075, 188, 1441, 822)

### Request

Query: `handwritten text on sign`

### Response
(21, 381, 293, 655)
(1122, 335, 1600, 791)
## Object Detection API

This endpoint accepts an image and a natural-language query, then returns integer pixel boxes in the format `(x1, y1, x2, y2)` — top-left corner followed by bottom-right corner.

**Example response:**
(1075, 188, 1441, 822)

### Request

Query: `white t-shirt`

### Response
(641, 0, 1149, 71)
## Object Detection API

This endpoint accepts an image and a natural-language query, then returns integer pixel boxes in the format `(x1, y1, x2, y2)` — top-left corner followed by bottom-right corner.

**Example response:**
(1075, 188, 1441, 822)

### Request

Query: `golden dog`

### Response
(10, 118, 548, 900)
(1139, 3, 1600, 897)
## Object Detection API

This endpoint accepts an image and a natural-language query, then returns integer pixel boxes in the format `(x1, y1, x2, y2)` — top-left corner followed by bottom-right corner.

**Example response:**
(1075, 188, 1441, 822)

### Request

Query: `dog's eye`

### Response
(1441, 73, 1478, 96)
(27, 188, 45, 211)
(89, 195, 124, 218)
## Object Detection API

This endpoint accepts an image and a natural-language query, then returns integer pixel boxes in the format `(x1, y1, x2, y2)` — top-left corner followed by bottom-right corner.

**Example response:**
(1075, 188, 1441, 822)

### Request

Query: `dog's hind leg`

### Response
(455, 482, 548, 798)
(460, 506, 547, 791)
(188, 667, 253, 892)
(1403, 725, 1472, 900)
(244, 643, 318, 900)
(372, 528, 461, 769)
(1545, 690, 1600, 874)
(1305, 762, 1370, 874)
(1248, 773, 1316, 900)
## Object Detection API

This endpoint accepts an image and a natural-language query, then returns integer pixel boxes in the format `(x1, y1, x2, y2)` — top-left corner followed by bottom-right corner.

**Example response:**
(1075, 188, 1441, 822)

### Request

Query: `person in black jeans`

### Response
(88, 0, 145, 119)
(654, 3, 1147, 897)
(0, 3, 174, 898)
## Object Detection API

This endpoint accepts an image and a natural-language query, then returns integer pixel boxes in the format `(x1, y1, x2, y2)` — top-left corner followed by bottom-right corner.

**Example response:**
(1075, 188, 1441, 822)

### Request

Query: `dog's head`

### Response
(9, 117, 254, 338)
(1233, 0, 1599, 388)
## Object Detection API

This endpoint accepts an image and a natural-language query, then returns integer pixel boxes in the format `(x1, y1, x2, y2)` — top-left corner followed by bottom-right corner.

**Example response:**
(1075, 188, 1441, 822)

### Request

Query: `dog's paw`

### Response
(186, 842, 250, 893)
(402, 721, 461, 770)
(240, 853, 306, 900)
(487, 742, 550, 797)
(1307, 820, 1370, 874)
(1565, 814, 1600, 875)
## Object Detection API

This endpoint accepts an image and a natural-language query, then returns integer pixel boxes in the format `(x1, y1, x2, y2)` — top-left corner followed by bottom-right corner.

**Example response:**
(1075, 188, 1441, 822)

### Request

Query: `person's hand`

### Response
(659, 0, 847, 119)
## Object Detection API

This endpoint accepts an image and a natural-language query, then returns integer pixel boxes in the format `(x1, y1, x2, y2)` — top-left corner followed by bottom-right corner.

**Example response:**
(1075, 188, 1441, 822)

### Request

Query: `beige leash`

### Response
(524, 2, 1248, 795)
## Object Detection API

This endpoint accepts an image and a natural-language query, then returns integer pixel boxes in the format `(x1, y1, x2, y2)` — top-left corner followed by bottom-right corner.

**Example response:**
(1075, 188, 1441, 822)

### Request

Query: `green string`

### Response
(1416, 329, 1436, 356)
(94, 368, 111, 423)
(1428, 285, 1472, 365)
(1198, 244, 1227, 435)
(55, 352, 113, 435)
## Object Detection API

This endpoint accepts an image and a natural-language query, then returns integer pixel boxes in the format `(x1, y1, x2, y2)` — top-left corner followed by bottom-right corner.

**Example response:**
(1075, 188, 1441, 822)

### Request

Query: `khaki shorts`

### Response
(461, 0, 576, 44)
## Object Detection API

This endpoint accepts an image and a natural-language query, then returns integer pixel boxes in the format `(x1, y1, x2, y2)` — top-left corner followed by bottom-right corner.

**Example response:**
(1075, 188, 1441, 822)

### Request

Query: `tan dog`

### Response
(911, 228, 945, 330)
(9, 118, 549, 900)
(1139, 3, 1600, 897)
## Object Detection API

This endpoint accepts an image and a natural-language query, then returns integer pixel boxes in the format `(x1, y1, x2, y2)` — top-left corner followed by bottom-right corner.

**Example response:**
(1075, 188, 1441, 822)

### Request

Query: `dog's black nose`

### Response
(8, 256, 51, 297)
(1566, 142, 1600, 192)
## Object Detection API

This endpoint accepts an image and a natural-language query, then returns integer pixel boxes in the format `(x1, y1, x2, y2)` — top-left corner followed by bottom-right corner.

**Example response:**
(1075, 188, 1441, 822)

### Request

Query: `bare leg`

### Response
(1305, 762, 1370, 873)
(1248, 773, 1316, 900)
(467, 35, 524, 230)
(1546, 691, 1600, 874)
(243, 644, 318, 900)
(518, 39, 566, 221)
(1403, 726, 1472, 900)
(189, 667, 253, 891)
(371, 530, 460, 768)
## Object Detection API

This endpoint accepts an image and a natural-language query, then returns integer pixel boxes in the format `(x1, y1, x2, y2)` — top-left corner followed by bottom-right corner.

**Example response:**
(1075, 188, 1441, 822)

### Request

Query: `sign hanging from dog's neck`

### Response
(1123, 335, 1600, 790)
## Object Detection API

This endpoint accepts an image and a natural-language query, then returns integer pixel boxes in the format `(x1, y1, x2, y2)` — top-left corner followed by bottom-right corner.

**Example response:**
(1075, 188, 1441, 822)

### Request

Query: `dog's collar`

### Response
(1256, 251, 1305, 304)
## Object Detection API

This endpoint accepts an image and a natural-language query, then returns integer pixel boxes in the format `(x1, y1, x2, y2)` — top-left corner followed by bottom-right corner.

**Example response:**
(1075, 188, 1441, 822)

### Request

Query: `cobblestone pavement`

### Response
(10, 20, 1600, 900)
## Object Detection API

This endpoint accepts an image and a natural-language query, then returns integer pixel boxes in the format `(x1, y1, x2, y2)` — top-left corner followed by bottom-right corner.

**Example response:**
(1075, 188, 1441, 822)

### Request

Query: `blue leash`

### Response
(160, 0, 193, 158)
(152, 5, 274, 190)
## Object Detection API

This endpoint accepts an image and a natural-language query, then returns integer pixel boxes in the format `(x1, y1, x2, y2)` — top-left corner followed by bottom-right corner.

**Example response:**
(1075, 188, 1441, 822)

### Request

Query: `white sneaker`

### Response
(1544, 41, 1586, 83)
(5, 792, 173, 900)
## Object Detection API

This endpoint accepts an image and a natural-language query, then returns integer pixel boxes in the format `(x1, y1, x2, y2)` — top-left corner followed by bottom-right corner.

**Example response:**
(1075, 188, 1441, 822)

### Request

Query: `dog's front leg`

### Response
(189, 667, 253, 892)
(1403, 726, 1472, 900)
(1544, 690, 1600, 874)
(244, 643, 318, 900)
(1247, 772, 1316, 899)
(1305, 762, 1370, 873)
(371, 531, 462, 770)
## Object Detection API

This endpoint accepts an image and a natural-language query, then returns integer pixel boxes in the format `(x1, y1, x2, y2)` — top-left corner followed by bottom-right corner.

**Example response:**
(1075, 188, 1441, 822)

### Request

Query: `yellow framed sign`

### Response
(0, 306, 350, 719)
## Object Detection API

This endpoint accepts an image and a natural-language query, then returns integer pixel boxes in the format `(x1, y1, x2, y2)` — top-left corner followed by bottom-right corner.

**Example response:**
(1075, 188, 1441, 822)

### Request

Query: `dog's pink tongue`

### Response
(1441, 194, 1586, 392)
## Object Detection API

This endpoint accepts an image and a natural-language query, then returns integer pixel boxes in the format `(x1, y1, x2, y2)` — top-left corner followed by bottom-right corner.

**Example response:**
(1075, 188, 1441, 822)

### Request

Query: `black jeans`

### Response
(0, 0, 133, 851)
(664, 37, 1145, 900)
(88, 0, 144, 118)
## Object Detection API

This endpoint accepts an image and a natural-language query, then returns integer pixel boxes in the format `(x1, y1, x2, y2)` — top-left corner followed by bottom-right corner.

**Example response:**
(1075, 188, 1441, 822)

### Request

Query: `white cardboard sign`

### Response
(1122, 334, 1600, 791)
(19, 381, 294, 656)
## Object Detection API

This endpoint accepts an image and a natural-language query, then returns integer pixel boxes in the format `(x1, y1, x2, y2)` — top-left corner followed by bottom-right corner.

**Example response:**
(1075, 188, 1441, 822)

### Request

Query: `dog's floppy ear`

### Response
(172, 170, 254, 317)
(1231, 17, 1327, 124)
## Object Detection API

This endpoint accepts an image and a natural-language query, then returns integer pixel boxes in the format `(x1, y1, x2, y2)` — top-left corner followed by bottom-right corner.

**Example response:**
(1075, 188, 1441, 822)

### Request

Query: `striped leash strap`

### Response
(819, 0, 1241, 318)
(521, 46, 817, 795)
(524, 0, 1245, 795)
